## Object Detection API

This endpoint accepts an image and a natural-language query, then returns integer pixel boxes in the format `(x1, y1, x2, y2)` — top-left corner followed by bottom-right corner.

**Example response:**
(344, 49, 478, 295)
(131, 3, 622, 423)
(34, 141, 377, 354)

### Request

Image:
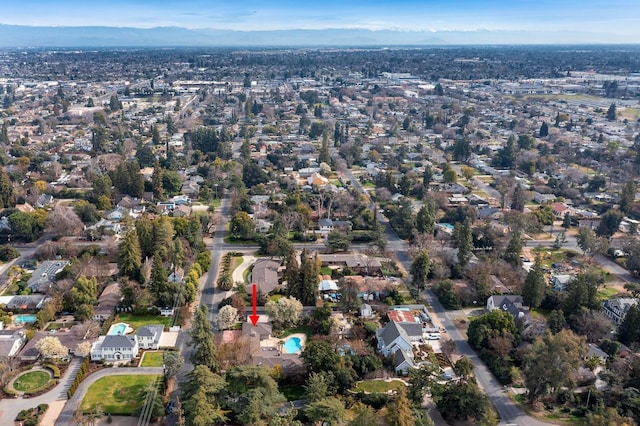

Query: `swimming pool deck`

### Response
(107, 322, 134, 335)
(260, 333, 307, 355)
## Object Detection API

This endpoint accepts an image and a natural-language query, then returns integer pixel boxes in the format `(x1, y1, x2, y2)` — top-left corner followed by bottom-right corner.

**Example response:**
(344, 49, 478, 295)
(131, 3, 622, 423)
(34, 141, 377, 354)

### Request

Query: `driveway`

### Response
(55, 366, 164, 426)
(0, 357, 82, 425)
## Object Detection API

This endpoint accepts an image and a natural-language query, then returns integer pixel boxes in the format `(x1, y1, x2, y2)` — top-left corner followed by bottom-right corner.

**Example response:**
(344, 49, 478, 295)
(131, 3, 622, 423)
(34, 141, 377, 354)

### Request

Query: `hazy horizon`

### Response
(0, 0, 638, 44)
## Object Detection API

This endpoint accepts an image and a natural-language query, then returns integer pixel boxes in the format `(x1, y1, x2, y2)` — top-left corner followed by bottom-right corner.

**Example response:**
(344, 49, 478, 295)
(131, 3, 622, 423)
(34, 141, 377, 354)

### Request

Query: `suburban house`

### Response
(486, 295, 527, 319)
(376, 321, 417, 373)
(394, 349, 415, 374)
(250, 259, 281, 295)
(136, 325, 164, 350)
(360, 303, 374, 319)
(318, 253, 383, 275)
(0, 295, 46, 310)
(551, 202, 570, 218)
(27, 260, 70, 293)
(91, 335, 139, 361)
(318, 219, 353, 234)
(20, 325, 92, 361)
(90, 324, 164, 360)
(0, 329, 27, 357)
(376, 321, 414, 356)
(602, 297, 639, 325)
(93, 282, 121, 321)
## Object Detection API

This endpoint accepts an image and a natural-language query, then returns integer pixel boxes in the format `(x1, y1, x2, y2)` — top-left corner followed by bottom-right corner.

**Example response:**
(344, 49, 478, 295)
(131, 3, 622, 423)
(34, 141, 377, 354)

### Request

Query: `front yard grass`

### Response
(13, 370, 51, 392)
(80, 375, 161, 415)
(140, 351, 164, 367)
(115, 313, 172, 330)
(355, 379, 406, 393)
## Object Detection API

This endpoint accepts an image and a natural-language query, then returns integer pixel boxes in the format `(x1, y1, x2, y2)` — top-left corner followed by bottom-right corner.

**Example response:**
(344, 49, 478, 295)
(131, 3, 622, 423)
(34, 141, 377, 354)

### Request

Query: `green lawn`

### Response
(115, 313, 172, 330)
(13, 370, 51, 392)
(230, 256, 244, 276)
(320, 266, 333, 276)
(598, 286, 623, 299)
(140, 351, 164, 367)
(80, 375, 161, 414)
(355, 379, 406, 393)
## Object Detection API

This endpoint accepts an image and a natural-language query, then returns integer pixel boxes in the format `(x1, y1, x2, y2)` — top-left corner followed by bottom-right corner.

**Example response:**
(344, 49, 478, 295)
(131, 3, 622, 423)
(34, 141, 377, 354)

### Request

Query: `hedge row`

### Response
(67, 357, 90, 399)
(3, 384, 18, 397)
(100, 312, 116, 336)
(45, 363, 61, 379)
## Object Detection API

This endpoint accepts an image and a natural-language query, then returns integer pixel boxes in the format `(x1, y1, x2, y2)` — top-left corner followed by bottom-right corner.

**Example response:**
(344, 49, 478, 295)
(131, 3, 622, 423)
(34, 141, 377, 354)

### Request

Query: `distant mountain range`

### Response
(0, 24, 623, 47)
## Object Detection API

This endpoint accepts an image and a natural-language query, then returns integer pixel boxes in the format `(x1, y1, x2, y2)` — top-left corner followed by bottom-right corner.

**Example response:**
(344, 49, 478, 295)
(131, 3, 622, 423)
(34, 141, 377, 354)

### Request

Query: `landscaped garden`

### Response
(80, 375, 161, 414)
(13, 370, 51, 392)
(140, 351, 164, 367)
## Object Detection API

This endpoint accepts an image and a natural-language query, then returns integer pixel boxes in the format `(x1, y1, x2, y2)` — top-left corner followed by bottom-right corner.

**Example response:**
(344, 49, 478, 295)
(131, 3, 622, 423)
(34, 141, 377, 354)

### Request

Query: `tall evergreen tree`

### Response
(117, 229, 142, 279)
(189, 305, 218, 371)
(135, 216, 155, 259)
(503, 232, 523, 267)
(385, 388, 415, 426)
(453, 219, 473, 266)
(522, 257, 545, 308)
(410, 250, 431, 292)
(149, 253, 168, 303)
(539, 121, 549, 137)
(416, 201, 436, 235)
(511, 183, 526, 212)
(298, 249, 319, 305)
(285, 249, 301, 298)
(0, 168, 15, 208)
(151, 162, 164, 199)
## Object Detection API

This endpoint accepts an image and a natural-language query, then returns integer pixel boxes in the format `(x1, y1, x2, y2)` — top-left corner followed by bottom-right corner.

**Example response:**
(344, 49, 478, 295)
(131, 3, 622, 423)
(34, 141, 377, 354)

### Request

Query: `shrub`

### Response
(45, 363, 61, 378)
(4, 385, 19, 396)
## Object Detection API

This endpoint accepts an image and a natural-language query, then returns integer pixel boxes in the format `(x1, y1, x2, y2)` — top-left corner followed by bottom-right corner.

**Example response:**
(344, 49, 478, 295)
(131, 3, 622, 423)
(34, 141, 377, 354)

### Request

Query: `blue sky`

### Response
(1, 0, 639, 36)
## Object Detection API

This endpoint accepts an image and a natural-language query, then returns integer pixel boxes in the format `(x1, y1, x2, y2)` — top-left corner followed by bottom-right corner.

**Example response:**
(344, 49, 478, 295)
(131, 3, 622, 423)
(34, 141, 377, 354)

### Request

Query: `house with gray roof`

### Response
(249, 258, 281, 296)
(0, 330, 26, 358)
(602, 297, 638, 325)
(90, 334, 139, 361)
(136, 325, 163, 350)
(376, 321, 420, 373)
(486, 295, 527, 320)
(376, 321, 413, 357)
(27, 260, 69, 293)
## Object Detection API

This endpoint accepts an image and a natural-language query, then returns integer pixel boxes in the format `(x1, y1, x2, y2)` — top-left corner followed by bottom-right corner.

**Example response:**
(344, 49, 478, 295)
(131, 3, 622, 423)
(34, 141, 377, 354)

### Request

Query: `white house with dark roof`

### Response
(602, 297, 638, 325)
(90, 335, 139, 361)
(377, 321, 413, 357)
(376, 321, 420, 373)
(0, 330, 26, 358)
(136, 325, 163, 350)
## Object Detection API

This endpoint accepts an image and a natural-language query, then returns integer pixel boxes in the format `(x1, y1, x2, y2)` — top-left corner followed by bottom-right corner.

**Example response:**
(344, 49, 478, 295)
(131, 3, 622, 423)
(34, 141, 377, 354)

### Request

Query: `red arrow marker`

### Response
(249, 283, 259, 326)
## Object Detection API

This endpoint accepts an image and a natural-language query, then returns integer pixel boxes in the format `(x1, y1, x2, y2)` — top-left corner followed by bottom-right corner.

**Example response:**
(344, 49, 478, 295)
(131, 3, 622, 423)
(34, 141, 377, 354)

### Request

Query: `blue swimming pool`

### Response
(283, 337, 303, 354)
(14, 314, 37, 323)
(108, 323, 129, 335)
